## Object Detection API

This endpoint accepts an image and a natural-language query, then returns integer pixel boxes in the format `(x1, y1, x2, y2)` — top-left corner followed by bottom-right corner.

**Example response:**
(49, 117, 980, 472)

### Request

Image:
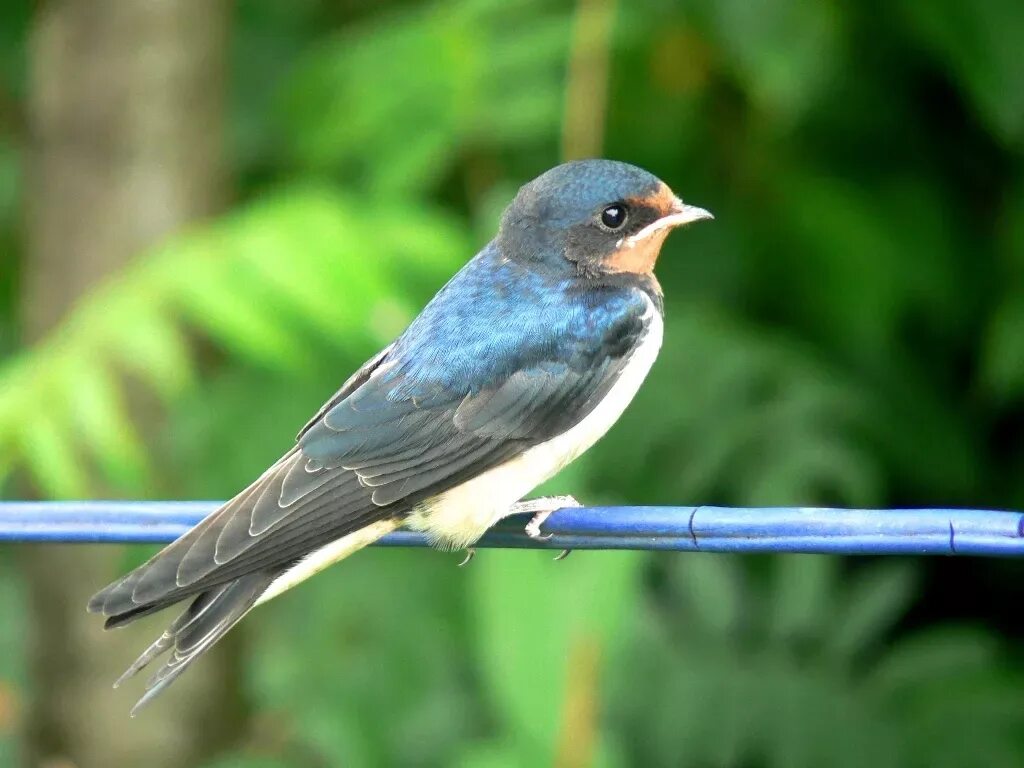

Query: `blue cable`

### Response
(0, 501, 1022, 556)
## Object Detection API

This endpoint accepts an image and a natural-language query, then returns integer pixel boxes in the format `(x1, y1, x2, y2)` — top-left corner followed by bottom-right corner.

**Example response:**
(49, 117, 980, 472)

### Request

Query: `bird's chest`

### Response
(407, 310, 663, 550)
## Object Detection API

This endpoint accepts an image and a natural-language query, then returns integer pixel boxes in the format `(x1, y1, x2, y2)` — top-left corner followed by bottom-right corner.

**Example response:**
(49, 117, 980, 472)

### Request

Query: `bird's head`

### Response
(497, 159, 712, 277)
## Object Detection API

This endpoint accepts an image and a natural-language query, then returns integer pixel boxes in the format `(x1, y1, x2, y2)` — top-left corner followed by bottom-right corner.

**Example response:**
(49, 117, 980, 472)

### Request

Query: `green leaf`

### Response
(108, 309, 195, 400)
(64, 358, 149, 490)
(900, 0, 1024, 143)
(469, 549, 642, 764)
(768, 555, 838, 641)
(983, 295, 1024, 399)
(172, 249, 310, 371)
(825, 562, 918, 662)
(17, 408, 90, 498)
(670, 552, 744, 638)
(862, 627, 999, 698)
(983, 183, 1024, 401)
(705, 0, 844, 124)
(280, 0, 569, 190)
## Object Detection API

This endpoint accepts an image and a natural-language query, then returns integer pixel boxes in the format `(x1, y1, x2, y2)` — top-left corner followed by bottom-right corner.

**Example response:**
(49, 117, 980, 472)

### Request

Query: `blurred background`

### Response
(0, 0, 1023, 765)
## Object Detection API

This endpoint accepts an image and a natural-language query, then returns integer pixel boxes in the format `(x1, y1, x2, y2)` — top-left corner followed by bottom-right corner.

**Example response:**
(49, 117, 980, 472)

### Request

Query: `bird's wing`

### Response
(90, 293, 654, 620)
(294, 288, 653, 507)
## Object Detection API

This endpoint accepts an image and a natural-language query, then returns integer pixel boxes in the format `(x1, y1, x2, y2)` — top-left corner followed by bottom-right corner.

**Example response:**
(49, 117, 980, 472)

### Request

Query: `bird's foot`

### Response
(524, 514, 553, 541)
(510, 495, 581, 553)
(457, 548, 476, 567)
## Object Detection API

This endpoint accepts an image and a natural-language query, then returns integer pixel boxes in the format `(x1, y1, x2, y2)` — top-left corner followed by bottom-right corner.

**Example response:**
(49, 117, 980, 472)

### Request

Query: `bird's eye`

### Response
(600, 204, 628, 230)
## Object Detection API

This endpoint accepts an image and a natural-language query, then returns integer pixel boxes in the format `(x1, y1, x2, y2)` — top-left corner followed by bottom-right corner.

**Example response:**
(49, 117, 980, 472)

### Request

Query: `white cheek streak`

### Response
(624, 202, 714, 247)
(409, 296, 664, 550)
(254, 518, 401, 606)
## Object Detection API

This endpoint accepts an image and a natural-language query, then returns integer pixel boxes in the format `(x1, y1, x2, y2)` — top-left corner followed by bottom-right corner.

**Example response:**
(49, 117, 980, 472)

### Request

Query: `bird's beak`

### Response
(666, 197, 714, 226)
(623, 197, 713, 248)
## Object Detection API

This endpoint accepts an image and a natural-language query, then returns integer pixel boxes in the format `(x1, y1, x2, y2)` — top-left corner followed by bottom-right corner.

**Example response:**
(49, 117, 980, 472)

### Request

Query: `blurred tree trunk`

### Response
(20, 2, 242, 767)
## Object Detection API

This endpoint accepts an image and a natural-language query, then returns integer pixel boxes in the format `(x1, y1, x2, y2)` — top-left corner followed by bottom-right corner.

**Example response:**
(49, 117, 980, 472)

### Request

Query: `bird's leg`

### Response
(507, 495, 580, 560)
(457, 495, 578, 567)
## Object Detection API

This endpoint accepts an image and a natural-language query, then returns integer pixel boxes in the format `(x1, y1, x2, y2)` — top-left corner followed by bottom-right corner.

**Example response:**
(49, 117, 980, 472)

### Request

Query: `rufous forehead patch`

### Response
(626, 182, 677, 218)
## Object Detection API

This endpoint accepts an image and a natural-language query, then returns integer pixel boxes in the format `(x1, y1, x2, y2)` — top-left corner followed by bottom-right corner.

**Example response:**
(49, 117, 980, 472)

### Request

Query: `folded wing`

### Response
(90, 290, 651, 622)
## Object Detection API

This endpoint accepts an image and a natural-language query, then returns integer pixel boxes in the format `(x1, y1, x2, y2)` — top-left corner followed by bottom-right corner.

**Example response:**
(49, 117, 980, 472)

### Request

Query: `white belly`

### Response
(408, 297, 663, 549)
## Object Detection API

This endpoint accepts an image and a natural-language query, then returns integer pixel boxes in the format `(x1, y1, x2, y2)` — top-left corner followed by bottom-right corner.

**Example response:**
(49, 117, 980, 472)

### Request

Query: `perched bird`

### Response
(88, 159, 712, 713)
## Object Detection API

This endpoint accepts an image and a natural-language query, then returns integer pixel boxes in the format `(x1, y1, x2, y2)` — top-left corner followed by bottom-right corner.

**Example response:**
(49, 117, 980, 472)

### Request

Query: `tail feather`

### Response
(113, 571, 278, 716)
(93, 506, 401, 713)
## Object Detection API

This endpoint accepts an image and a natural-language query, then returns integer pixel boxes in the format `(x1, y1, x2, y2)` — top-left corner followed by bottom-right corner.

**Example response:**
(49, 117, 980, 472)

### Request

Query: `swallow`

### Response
(88, 159, 712, 713)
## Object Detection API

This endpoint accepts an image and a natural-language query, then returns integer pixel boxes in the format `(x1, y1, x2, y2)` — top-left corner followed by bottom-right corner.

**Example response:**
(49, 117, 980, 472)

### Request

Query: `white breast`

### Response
(408, 294, 663, 549)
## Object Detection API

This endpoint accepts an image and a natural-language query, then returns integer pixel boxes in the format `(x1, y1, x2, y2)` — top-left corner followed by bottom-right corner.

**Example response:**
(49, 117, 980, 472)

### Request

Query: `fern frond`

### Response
(0, 185, 466, 498)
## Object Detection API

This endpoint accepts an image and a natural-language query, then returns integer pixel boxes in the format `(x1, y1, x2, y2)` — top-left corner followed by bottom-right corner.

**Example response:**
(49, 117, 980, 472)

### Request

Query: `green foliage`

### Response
(0, 555, 26, 766)
(242, 549, 477, 766)
(900, 0, 1024, 143)
(616, 555, 1024, 767)
(1, 0, 1023, 765)
(983, 183, 1024, 402)
(280, 0, 571, 194)
(461, 550, 642, 767)
(0, 186, 464, 497)
(595, 306, 880, 506)
(704, 0, 844, 124)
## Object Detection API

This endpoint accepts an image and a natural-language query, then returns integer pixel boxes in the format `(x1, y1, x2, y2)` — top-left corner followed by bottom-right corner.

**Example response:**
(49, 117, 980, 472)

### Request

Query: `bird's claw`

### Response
(525, 514, 554, 541)
(457, 548, 476, 567)
(554, 549, 572, 562)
